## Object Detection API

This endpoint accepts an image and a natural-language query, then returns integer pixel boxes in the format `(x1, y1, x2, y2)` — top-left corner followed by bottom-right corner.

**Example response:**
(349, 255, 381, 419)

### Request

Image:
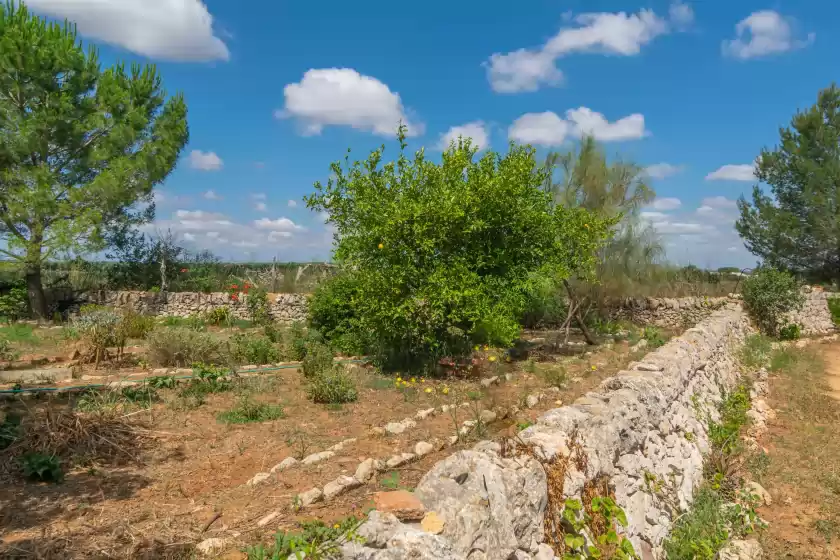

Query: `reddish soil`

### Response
(0, 334, 649, 559)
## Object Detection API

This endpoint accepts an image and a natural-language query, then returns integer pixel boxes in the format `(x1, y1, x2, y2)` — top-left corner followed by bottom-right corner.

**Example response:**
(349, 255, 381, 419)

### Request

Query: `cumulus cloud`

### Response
(279, 68, 423, 137)
(26, 0, 229, 61)
(253, 217, 303, 232)
(650, 197, 682, 211)
(189, 150, 223, 171)
(203, 190, 222, 200)
(640, 211, 669, 222)
(509, 108, 646, 146)
(288, 200, 298, 208)
(706, 164, 755, 182)
(645, 163, 683, 180)
(254, 202, 267, 212)
(438, 121, 489, 151)
(723, 10, 814, 60)
(486, 3, 693, 93)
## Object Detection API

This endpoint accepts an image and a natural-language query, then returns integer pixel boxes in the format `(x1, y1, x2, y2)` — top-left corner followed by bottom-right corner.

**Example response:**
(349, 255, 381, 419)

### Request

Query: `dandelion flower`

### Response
(488, 356, 497, 362)
(333, 523, 340, 529)
(425, 388, 432, 394)
(591, 365, 597, 371)
(442, 387, 450, 395)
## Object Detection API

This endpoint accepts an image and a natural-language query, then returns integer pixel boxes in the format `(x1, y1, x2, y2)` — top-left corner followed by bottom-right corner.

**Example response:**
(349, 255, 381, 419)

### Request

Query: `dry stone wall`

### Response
(785, 289, 836, 335)
(339, 303, 755, 560)
(79, 290, 308, 322)
(608, 295, 731, 329)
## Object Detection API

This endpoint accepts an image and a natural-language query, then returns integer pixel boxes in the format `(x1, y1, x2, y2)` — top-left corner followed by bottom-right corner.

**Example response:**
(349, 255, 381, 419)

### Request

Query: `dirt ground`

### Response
(0, 327, 654, 559)
(754, 343, 840, 559)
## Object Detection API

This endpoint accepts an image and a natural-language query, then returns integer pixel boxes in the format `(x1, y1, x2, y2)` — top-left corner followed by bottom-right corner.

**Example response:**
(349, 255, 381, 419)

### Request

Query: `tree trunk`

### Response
(25, 264, 48, 320)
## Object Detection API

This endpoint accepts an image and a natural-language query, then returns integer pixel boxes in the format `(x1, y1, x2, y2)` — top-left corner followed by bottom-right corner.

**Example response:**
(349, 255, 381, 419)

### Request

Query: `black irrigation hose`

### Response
(0, 358, 370, 395)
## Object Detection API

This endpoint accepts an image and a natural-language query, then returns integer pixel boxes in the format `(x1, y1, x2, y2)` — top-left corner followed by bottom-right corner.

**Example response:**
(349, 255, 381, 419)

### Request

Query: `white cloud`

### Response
(189, 150, 223, 171)
(203, 190, 222, 200)
(645, 163, 683, 180)
(509, 108, 646, 146)
(485, 50, 562, 93)
(650, 197, 682, 211)
(706, 164, 755, 182)
(654, 221, 715, 234)
(182, 232, 196, 242)
(486, 3, 692, 93)
(438, 121, 489, 151)
(253, 217, 303, 231)
(279, 68, 423, 137)
(254, 202, 268, 212)
(723, 11, 814, 60)
(566, 107, 647, 142)
(640, 211, 669, 222)
(288, 200, 298, 208)
(175, 210, 224, 220)
(701, 196, 737, 209)
(27, 0, 229, 62)
(509, 112, 571, 147)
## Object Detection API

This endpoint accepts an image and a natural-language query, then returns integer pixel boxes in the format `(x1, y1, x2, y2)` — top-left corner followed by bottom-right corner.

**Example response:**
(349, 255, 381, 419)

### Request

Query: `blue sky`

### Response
(24, 0, 840, 267)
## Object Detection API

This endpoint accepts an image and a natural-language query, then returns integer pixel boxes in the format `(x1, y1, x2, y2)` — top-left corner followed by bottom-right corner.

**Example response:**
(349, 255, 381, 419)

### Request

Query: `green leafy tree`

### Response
(0, 2, 188, 317)
(305, 127, 612, 372)
(543, 136, 662, 307)
(736, 84, 840, 283)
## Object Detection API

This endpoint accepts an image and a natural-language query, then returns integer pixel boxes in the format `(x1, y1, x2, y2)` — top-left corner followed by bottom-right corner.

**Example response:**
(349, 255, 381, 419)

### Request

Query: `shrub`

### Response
(231, 333, 280, 365)
(217, 397, 285, 424)
(829, 297, 840, 326)
(0, 284, 28, 322)
(73, 310, 126, 365)
(246, 287, 272, 325)
(307, 366, 358, 404)
(741, 268, 804, 336)
(302, 341, 334, 379)
(305, 126, 610, 372)
(0, 338, 18, 363)
(119, 310, 155, 339)
(308, 272, 368, 355)
(778, 323, 801, 341)
(20, 452, 63, 483)
(146, 328, 226, 367)
(205, 306, 233, 326)
(176, 364, 233, 406)
(642, 326, 666, 348)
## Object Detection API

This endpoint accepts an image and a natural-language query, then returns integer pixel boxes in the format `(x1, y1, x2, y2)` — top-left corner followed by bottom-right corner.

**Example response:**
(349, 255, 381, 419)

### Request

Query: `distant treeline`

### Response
(0, 260, 337, 294)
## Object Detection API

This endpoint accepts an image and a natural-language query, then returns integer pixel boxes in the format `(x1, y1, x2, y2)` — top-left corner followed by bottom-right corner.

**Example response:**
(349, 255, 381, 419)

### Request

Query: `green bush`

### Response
(0, 338, 18, 362)
(307, 366, 358, 404)
(246, 287, 272, 325)
(281, 322, 325, 361)
(642, 326, 666, 348)
(231, 333, 280, 365)
(0, 284, 28, 322)
(302, 341, 334, 379)
(205, 306, 233, 326)
(217, 397, 285, 424)
(828, 297, 840, 326)
(146, 327, 226, 367)
(778, 323, 801, 341)
(305, 126, 610, 372)
(20, 452, 63, 483)
(308, 272, 368, 355)
(741, 268, 804, 336)
(119, 310, 156, 339)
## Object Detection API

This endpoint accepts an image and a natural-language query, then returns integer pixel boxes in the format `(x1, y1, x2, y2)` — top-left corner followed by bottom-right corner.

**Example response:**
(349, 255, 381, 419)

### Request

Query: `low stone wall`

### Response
(785, 289, 836, 335)
(608, 295, 731, 329)
(79, 290, 308, 323)
(340, 304, 752, 559)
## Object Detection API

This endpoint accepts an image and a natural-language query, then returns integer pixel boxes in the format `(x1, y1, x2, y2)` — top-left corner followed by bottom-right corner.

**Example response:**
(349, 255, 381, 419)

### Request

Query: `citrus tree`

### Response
(0, 2, 188, 317)
(306, 127, 612, 371)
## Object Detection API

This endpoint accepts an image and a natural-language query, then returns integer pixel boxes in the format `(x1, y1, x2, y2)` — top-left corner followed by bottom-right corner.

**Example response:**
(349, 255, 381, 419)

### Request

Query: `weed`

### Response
(146, 327, 226, 367)
(282, 321, 310, 361)
(20, 452, 63, 483)
(75, 386, 158, 412)
(231, 333, 280, 365)
(0, 338, 18, 362)
(516, 420, 533, 431)
(707, 383, 751, 454)
(663, 487, 762, 560)
(813, 519, 839, 543)
(539, 364, 568, 388)
(379, 471, 401, 490)
(302, 341, 334, 379)
(204, 306, 233, 326)
(307, 367, 358, 404)
(217, 397, 285, 424)
(147, 375, 178, 389)
(739, 334, 773, 370)
(119, 310, 156, 339)
(828, 297, 840, 326)
(557, 497, 637, 559)
(285, 428, 316, 460)
(0, 413, 21, 450)
(0, 323, 37, 344)
(745, 450, 771, 481)
(778, 323, 801, 341)
(245, 516, 363, 560)
(642, 326, 666, 348)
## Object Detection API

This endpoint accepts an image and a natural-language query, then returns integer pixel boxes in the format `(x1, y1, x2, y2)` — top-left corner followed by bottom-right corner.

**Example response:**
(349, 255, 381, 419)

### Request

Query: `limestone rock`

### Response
(355, 458, 382, 483)
(414, 441, 434, 457)
(271, 457, 298, 472)
(298, 487, 323, 507)
(414, 446, 546, 560)
(324, 475, 363, 500)
(745, 481, 772, 506)
(246, 472, 271, 486)
(257, 511, 280, 527)
(479, 409, 497, 424)
(374, 490, 426, 521)
(415, 408, 436, 420)
(525, 394, 540, 408)
(386, 453, 415, 468)
(302, 450, 335, 466)
(196, 537, 229, 556)
(718, 540, 763, 560)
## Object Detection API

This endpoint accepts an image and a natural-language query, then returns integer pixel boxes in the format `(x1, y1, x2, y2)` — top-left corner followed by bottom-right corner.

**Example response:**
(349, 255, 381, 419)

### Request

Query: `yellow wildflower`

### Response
(333, 523, 340, 529)
(591, 365, 597, 371)
(378, 243, 384, 249)
(425, 387, 432, 394)
(488, 356, 497, 362)
(410, 377, 416, 383)
(442, 387, 450, 395)
(483, 345, 489, 351)
(396, 376, 402, 382)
